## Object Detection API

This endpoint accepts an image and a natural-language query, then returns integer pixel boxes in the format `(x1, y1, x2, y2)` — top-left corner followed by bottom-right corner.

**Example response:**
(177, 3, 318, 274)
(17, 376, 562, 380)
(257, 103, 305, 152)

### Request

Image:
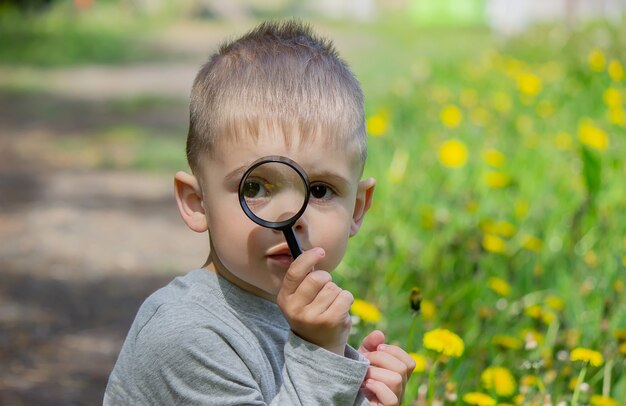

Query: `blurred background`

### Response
(0, 0, 624, 405)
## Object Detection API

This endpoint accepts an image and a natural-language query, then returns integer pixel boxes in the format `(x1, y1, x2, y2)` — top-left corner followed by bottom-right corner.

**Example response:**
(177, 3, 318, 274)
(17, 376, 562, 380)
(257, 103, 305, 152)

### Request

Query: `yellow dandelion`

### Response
(423, 328, 464, 358)
(494, 221, 516, 238)
(545, 295, 564, 312)
(421, 299, 436, 321)
(619, 342, 626, 355)
(603, 87, 622, 109)
(470, 107, 491, 126)
(588, 48, 606, 72)
(521, 235, 542, 252)
(487, 277, 511, 296)
(481, 366, 516, 397)
(485, 171, 511, 189)
(590, 395, 619, 406)
(492, 334, 522, 350)
(578, 119, 609, 151)
(612, 329, 626, 342)
(514, 199, 529, 219)
(536, 100, 555, 118)
(440, 104, 463, 128)
(460, 88, 479, 108)
(388, 149, 409, 184)
(482, 234, 506, 254)
(525, 304, 543, 320)
(408, 352, 427, 373)
(491, 91, 512, 113)
(608, 107, 626, 126)
(541, 311, 556, 325)
(613, 279, 624, 293)
(482, 148, 506, 168)
(584, 250, 598, 268)
(520, 374, 539, 388)
(570, 347, 603, 367)
(555, 131, 573, 150)
(517, 72, 542, 97)
(366, 112, 389, 137)
(462, 392, 496, 406)
(520, 329, 544, 347)
(608, 59, 624, 81)
(350, 299, 382, 323)
(438, 139, 468, 168)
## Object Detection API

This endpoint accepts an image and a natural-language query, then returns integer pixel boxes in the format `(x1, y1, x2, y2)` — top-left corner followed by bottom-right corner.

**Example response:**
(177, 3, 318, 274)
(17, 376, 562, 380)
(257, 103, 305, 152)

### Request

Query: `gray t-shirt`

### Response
(104, 269, 370, 405)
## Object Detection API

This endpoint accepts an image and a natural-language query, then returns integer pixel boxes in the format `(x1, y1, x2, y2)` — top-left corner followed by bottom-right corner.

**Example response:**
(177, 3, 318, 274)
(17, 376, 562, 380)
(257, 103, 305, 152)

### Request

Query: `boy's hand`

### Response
(358, 330, 416, 406)
(277, 248, 353, 356)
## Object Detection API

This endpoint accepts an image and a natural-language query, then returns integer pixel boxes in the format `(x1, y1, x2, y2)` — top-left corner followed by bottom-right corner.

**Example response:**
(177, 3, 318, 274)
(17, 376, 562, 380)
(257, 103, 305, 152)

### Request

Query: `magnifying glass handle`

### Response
(283, 227, 302, 259)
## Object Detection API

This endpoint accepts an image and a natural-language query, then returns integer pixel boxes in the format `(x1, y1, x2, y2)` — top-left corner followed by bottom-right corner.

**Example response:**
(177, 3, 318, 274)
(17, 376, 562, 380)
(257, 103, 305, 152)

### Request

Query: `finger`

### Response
(364, 379, 398, 406)
(375, 344, 417, 374)
(322, 289, 354, 318)
(358, 330, 385, 355)
(304, 281, 342, 315)
(278, 248, 325, 297)
(364, 366, 403, 394)
(290, 270, 333, 309)
(364, 351, 407, 377)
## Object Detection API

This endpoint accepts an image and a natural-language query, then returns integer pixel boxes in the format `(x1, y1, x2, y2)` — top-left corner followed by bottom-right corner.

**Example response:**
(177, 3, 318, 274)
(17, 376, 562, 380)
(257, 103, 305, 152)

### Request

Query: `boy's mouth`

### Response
(266, 245, 294, 266)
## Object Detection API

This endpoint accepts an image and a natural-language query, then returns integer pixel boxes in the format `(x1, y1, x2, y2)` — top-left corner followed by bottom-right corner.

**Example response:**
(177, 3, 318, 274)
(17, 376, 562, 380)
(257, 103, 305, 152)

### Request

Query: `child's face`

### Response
(197, 130, 372, 301)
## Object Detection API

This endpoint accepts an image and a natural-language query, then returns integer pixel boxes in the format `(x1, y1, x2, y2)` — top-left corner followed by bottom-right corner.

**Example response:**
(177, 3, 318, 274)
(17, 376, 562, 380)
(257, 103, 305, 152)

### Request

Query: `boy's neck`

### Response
(206, 258, 278, 303)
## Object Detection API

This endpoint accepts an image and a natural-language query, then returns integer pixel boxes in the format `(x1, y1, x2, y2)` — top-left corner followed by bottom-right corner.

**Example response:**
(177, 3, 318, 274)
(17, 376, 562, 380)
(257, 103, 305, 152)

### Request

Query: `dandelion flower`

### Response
(619, 342, 626, 355)
(545, 295, 564, 312)
(484, 171, 511, 188)
(608, 107, 625, 126)
(555, 131, 573, 150)
(570, 347, 603, 367)
(482, 148, 505, 168)
(366, 113, 388, 137)
(494, 221, 516, 237)
(462, 392, 496, 406)
(420, 299, 436, 321)
(517, 72, 542, 97)
(590, 395, 619, 406)
(423, 328, 464, 357)
(492, 334, 522, 350)
(613, 329, 626, 342)
(608, 59, 624, 81)
(487, 277, 510, 296)
(578, 119, 609, 151)
(408, 352, 427, 373)
(438, 139, 468, 168)
(350, 299, 381, 323)
(588, 48, 606, 72)
(440, 104, 463, 128)
(482, 234, 506, 254)
(603, 87, 622, 109)
(491, 91, 512, 113)
(481, 366, 516, 397)
(521, 235, 542, 252)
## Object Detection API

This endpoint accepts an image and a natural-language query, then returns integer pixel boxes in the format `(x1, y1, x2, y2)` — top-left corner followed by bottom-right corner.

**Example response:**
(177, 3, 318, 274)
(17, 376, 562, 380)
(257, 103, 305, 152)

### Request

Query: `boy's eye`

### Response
(310, 183, 334, 200)
(242, 180, 268, 199)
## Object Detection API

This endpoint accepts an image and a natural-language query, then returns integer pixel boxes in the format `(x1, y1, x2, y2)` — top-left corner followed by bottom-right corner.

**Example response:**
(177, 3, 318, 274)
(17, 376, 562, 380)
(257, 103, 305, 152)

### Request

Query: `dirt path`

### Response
(0, 21, 222, 406)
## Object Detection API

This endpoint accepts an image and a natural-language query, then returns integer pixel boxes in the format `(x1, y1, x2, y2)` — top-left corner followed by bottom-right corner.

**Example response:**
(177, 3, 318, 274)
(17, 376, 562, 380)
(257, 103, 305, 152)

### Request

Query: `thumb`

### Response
(358, 330, 385, 354)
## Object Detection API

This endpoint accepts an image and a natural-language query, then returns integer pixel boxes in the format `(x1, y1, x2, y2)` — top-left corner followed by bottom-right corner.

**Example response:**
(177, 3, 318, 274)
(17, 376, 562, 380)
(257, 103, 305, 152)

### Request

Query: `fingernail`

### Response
(377, 344, 387, 351)
(315, 247, 325, 257)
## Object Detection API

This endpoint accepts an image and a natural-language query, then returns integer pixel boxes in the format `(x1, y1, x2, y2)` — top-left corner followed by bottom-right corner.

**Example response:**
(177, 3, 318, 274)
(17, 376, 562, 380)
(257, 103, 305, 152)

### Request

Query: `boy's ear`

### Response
(174, 171, 208, 233)
(350, 177, 375, 237)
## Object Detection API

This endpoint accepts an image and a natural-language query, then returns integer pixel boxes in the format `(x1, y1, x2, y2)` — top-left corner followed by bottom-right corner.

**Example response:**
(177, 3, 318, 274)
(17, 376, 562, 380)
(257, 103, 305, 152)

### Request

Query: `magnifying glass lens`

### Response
(242, 161, 307, 224)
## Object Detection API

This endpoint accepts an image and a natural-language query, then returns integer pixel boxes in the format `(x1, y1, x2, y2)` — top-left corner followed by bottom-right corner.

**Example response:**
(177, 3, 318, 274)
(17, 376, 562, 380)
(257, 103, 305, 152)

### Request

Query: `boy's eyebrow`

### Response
(308, 170, 351, 189)
(224, 165, 248, 184)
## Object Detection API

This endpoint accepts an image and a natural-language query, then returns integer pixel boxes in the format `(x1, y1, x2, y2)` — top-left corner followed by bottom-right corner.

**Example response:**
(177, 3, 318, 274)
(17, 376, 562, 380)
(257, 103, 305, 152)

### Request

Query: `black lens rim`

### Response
(238, 155, 310, 230)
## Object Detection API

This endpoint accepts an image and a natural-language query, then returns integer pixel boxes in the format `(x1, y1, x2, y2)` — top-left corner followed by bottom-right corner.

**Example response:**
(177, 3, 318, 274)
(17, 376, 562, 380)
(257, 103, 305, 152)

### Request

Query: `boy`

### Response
(105, 21, 415, 405)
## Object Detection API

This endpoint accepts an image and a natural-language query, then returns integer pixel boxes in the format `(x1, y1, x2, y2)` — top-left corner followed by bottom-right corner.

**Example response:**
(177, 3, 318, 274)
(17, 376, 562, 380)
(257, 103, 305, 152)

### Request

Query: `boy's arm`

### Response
(105, 303, 370, 406)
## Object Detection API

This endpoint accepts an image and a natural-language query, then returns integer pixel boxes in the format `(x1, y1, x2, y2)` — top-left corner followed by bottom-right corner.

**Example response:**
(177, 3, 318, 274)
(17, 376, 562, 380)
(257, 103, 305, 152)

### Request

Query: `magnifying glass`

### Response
(238, 156, 310, 259)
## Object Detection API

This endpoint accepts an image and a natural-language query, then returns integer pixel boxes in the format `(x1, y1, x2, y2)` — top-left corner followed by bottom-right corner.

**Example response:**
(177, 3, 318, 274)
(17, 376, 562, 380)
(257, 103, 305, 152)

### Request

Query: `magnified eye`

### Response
(310, 183, 334, 200)
(243, 180, 267, 199)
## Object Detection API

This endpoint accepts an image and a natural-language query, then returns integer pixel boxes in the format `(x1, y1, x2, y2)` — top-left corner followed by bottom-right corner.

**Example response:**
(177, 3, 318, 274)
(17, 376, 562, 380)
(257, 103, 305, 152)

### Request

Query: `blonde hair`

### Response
(186, 20, 366, 173)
